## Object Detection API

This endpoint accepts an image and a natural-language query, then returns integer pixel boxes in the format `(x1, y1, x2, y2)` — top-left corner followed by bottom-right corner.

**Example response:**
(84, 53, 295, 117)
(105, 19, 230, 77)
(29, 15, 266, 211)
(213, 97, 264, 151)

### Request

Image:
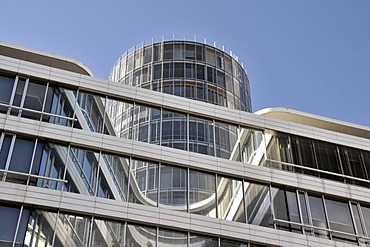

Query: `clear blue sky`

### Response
(1, 0, 369, 126)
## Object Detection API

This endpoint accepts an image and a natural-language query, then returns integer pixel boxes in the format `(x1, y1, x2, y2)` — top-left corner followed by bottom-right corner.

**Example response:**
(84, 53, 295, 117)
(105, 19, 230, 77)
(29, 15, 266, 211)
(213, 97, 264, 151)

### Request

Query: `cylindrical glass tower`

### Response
(110, 40, 251, 112)
(108, 40, 251, 210)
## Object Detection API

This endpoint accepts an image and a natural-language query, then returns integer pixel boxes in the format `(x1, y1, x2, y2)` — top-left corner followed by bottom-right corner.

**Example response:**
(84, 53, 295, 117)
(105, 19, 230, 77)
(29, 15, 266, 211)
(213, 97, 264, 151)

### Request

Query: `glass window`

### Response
(91, 218, 125, 247)
(325, 198, 356, 242)
(159, 164, 187, 210)
(220, 239, 248, 247)
(129, 159, 158, 206)
(161, 110, 187, 151)
(10, 78, 26, 116)
(0, 205, 21, 246)
(153, 64, 162, 80)
(351, 203, 364, 236)
(240, 129, 264, 166)
(23, 209, 57, 247)
(272, 188, 301, 233)
(196, 45, 204, 61)
(245, 182, 273, 228)
(174, 63, 184, 78)
(224, 55, 232, 75)
(185, 44, 195, 60)
(217, 176, 245, 222)
(185, 63, 195, 79)
(69, 147, 99, 195)
(56, 213, 91, 247)
(339, 146, 368, 186)
(163, 43, 173, 60)
(190, 234, 218, 247)
(314, 140, 342, 181)
(174, 43, 184, 59)
(215, 122, 238, 160)
(7, 137, 35, 184)
(216, 70, 225, 88)
(143, 46, 152, 64)
(308, 194, 329, 239)
(163, 63, 173, 79)
(101, 153, 129, 201)
(207, 67, 214, 83)
(126, 224, 156, 247)
(134, 49, 142, 69)
(158, 228, 187, 247)
(189, 116, 214, 156)
(0, 135, 12, 170)
(361, 205, 370, 237)
(196, 82, 205, 101)
(206, 47, 216, 66)
(189, 170, 216, 217)
(0, 74, 15, 113)
(196, 64, 205, 80)
(153, 44, 161, 62)
(174, 81, 185, 97)
(127, 53, 134, 72)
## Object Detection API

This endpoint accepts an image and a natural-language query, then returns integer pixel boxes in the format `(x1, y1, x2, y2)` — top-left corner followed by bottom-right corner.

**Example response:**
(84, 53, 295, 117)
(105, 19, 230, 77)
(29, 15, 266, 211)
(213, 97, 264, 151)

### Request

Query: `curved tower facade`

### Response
(110, 40, 251, 112)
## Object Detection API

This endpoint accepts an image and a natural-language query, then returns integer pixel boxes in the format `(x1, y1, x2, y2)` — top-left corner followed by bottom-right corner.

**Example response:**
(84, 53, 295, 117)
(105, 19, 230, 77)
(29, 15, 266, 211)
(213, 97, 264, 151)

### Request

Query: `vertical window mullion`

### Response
(269, 185, 277, 229)
(26, 138, 39, 185)
(3, 135, 16, 181)
(11, 205, 24, 247)
(39, 81, 49, 121)
(321, 194, 332, 239)
(7, 76, 19, 114)
(215, 173, 219, 218)
(18, 78, 29, 117)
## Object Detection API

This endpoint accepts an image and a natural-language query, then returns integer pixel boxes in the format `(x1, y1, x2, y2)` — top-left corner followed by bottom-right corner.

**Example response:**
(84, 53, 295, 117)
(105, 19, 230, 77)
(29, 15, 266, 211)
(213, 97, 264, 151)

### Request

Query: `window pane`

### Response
(22, 81, 46, 120)
(220, 239, 248, 247)
(314, 140, 342, 181)
(308, 194, 329, 239)
(143, 46, 152, 64)
(0, 205, 21, 246)
(23, 209, 57, 247)
(161, 110, 187, 151)
(56, 213, 91, 247)
(126, 223, 156, 247)
(217, 176, 245, 223)
(163, 43, 173, 60)
(190, 234, 218, 247)
(245, 182, 273, 228)
(159, 164, 187, 210)
(189, 116, 214, 156)
(158, 228, 187, 247)
(189, 170, 216, 218)
(215, 122, 238, 160)
(92, 218, 125, 247)
(129, 159, 158, 206)
(7, 137, 35, 184)
(0, 74, 15, 113)
(0, 135, 12, 170)
(185, 44, 195, 60)
(272, 188, 301, 233)
(325, 198, 356, 242)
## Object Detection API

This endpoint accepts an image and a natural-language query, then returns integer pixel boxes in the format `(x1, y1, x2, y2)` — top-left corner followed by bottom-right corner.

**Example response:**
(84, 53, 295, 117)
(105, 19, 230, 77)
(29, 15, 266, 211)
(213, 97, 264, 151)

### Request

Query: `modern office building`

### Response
(0, 39, 370, 247)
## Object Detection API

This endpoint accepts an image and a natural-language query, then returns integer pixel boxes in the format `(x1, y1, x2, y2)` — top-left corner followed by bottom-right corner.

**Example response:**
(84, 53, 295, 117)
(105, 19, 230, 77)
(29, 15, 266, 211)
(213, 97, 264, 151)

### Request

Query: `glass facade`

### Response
(110, 41, 251, 113)
(1, 42, 370, 247)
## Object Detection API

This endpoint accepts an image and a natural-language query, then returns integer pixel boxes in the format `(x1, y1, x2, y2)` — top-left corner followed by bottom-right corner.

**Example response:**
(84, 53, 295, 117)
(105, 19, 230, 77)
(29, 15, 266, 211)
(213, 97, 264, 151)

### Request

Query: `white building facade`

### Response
(0, 40, 370, 247)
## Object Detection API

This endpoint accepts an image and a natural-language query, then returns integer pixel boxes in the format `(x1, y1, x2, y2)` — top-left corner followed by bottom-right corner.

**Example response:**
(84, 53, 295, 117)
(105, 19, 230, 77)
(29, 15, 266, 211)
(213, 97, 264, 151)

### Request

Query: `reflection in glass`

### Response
(126, 223, 156, 247)
(159, 164, 187, 211)
(102, 153, 129, 201)
(56, 213, 91, 247)
(129, 159, 158, 207)
(189, 116, 214, 156)
(220, 239, 248, 247)
(190, 234, 218, 247)
(24, 209, 57, 247)
(92, 218, 125, 247)
(217, 176, 245, 223)
(215, 122, 238, 160)
(158, 228, 187, 247)
(245, 183, 273, 228)
(161, 110, 187, 151)
(240, 129, 264, 166)
(308, 195, 329, 239)
(325, 198, 355, 242)
(271, 188, 301, 233)
(189, 170, 216, 217)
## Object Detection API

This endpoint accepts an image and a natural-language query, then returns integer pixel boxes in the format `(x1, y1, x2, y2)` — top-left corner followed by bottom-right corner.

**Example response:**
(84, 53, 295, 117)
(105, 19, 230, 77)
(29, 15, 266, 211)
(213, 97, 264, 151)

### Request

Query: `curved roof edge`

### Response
(255, 107, 370, 140)
(0, 40, 93, 76)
